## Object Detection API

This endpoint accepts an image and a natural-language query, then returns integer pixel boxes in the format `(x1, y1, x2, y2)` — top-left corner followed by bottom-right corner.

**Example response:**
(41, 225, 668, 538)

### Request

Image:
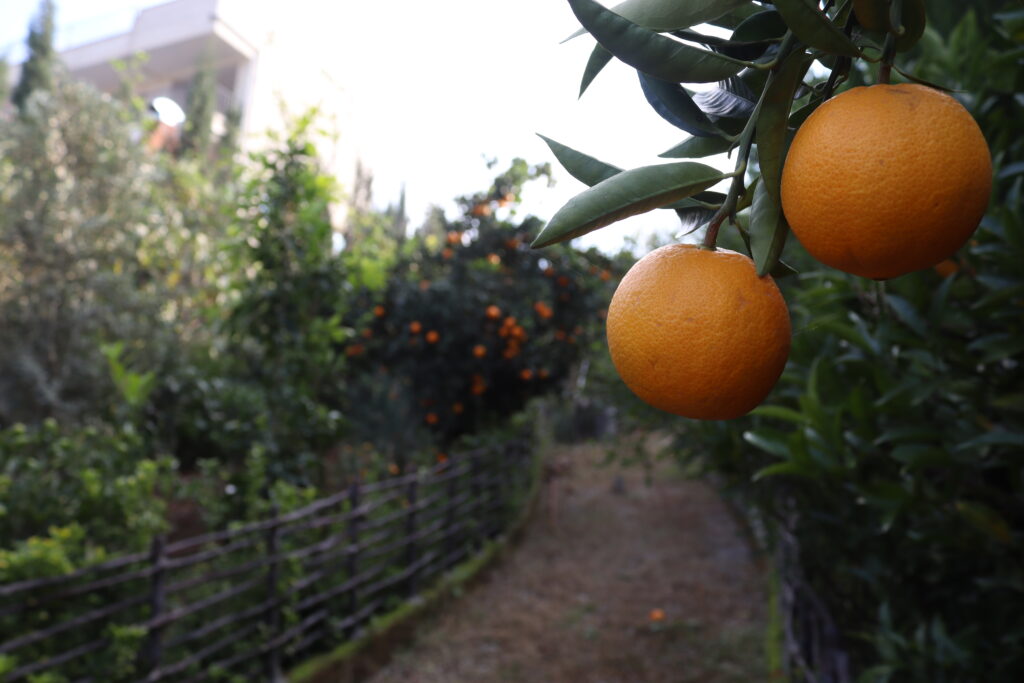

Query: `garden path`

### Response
(350, 437, 768, 682)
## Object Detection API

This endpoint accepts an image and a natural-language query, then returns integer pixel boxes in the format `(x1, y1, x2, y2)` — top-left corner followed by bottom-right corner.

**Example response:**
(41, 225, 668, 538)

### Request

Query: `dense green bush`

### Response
(0, 419, 170, 579)
(681, 9, 1024, 681)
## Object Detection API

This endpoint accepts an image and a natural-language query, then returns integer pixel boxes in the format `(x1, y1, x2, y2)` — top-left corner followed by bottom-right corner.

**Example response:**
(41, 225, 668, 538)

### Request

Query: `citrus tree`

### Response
(532, 0, 1022, 679)
(339, 161, 617, 471)
(534, 0, 989, 420)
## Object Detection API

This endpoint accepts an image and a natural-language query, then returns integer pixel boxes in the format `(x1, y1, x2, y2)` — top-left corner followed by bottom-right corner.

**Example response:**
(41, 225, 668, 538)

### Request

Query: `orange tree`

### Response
(340, 161, 617, 469)
(533, 1, 1021, 679)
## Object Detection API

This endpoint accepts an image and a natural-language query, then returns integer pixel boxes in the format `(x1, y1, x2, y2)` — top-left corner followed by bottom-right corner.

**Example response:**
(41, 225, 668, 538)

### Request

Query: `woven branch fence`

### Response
(0, 440, 532, 682)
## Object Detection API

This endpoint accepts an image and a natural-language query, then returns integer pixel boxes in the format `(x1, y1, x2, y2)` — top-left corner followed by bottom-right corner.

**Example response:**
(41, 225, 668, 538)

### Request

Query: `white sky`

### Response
(2, 0, 733, 254)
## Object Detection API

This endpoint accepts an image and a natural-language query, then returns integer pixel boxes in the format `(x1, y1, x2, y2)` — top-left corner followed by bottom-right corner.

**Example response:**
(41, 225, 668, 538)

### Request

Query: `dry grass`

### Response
(354, 437, 768, 683)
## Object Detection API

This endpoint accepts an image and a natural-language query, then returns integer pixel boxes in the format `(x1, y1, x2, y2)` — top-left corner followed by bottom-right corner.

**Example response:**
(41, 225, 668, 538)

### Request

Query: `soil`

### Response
(343, 435, 769, 683)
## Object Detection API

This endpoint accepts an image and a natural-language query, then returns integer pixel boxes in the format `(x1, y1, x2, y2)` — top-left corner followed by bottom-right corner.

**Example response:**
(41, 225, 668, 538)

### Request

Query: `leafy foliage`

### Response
(545, 1, 1024, 679)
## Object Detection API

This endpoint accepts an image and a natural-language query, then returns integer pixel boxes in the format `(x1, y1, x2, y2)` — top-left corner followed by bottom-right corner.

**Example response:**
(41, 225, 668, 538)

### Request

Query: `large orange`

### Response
(781, 84, 991, 280)
(606, 245, 791, 420)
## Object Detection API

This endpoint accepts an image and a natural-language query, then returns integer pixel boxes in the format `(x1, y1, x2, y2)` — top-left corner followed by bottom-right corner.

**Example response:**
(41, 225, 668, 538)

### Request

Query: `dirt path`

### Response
(360, 438, 767, 683)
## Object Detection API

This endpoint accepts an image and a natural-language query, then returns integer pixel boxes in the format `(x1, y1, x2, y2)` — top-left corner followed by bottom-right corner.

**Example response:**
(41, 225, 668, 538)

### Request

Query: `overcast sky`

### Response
(2, 0, 732, 254)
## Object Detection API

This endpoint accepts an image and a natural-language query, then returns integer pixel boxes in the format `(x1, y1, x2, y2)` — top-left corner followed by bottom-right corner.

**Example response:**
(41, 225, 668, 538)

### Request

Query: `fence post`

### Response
(404, 475, 420, 597)
(137, 534, 167, 677)
(344, 479, 361, 639)
(469, 449, 485, 549)
(264, 503, 284, 682)
(443, 459, 460, 571)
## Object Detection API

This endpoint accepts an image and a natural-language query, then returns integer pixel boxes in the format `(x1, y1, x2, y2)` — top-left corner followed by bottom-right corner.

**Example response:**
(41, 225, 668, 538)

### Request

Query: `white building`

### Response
(51, 0, 359, 205)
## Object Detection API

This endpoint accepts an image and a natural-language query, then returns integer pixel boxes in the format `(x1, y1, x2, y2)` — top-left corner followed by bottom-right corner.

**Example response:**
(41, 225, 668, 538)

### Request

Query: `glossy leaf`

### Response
(565, 0, 750, 40)
(660, 134, 735, 158)
(732, 9, 788, 42)
(638, 73, 722, 136)
(672, 28, 776, 61)
(755, 50, 813, 202)
(752, 461, 814, 481)
(692, 75, 758, 118)
(773, 0, 862, 57)
(531, 161, 726, 247)
(674, 205, 718, 235)
(743, 430, 792, 459)
(567, 0, 751, 84)
(750, 177, 790, 277)
(579, 43, 614, 97)
(537, 135, 621, 187)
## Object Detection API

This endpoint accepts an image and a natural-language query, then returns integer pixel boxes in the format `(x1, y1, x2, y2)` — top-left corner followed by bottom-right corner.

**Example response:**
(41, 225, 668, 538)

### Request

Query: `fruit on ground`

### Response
(781, 84, 992, 280)
(605, 244, 791, 420)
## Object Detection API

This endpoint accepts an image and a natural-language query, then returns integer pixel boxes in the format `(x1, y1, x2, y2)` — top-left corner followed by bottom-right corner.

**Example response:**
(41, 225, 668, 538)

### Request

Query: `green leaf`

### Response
(755, 50, 813, 203)
(732, 9, 788, 43)
(537, 135, 622, 186)
(580, 43, 614, 97)
(638, 73, 723, 136)
(750, 175, 790, 276)
(567, 0, 751, 84)
(660, 133, 736, 158)
(752, 461, 814, 481)
(885, 294, 928, 336)
(888, 445, 950, 469)
(955, 430, 1024, 451)
(772, 0, 862, 57)
(531, 161, 727, 248)
(743, 430, 791, 459)
(750, 404, 808, 423)
(956, 500, 1013, 544)
(565, 0, 751, 39)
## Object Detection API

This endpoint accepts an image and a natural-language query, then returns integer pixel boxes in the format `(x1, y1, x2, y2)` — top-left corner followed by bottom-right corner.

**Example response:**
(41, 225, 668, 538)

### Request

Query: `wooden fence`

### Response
(0, 440, 532, 682)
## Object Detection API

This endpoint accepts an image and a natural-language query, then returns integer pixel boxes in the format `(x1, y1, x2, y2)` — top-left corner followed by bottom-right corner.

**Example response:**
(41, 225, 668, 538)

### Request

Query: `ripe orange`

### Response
(473, 344, 487, 358)
(781, 84, 991, 279)
(425, 412, 439, 425)
(606, 245, 790, 420)
(409, 321, 422, 334)
(485, 305, 502, 320)
(425, 330, 440, 344)
(373, 305, 386, 317)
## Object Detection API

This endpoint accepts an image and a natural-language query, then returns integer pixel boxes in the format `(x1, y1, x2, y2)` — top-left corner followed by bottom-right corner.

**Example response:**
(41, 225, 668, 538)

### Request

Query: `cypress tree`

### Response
(12, 0, 57, 112)
(180, 53, 216, 157)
